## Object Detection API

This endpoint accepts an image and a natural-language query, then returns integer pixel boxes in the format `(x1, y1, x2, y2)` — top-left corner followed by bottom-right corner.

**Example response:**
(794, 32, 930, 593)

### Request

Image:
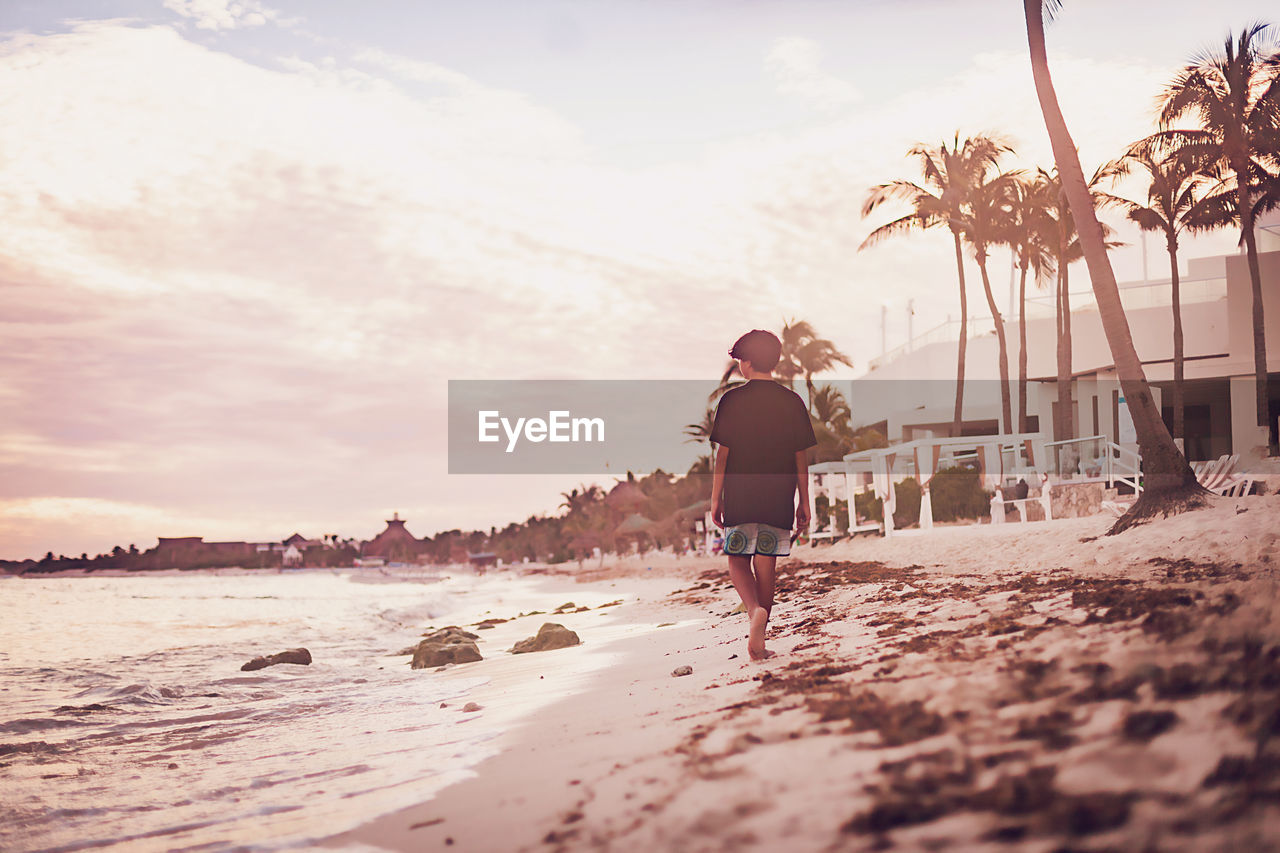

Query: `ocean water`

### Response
(0, 569, 600, 852)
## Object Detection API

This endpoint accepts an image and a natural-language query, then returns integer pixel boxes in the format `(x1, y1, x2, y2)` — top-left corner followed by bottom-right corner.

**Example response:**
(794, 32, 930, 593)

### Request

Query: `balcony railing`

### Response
(1025, 274, 1226, 315)
(868, 274, 1227, 372)
(869, 315, 996, 372)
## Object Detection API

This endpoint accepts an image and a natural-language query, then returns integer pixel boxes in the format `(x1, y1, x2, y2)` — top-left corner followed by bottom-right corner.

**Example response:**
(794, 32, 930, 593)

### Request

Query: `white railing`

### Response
(868, 315, 997, 372)
(1024, 274, 1227, 316)
(1041, 434, 1142, 493)
(1042, 434, 1108, 481)
(871, 274, 1228, 373)
(1109, 442, 1143, 494)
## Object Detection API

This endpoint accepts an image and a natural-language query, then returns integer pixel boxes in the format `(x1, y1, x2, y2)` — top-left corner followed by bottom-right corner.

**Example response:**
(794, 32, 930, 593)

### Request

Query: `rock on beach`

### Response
(412, 626, 483, 669)
(240, 648, 312, 671)
(511, 623, 581, 654)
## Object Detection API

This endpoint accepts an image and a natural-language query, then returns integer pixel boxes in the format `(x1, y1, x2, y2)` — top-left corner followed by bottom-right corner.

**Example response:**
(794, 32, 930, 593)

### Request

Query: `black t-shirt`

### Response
(710, 379, 818, 529)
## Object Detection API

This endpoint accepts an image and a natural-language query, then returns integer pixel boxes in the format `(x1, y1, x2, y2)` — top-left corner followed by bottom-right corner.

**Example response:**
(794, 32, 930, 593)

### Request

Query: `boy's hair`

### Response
(729, 329, 782, 372)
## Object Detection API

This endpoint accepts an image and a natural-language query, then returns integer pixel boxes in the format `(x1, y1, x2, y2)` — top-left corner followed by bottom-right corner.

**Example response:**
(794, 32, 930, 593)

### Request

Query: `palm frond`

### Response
(1183, 183, 1237, 233)
(859, 212, 934, 250)
(861, 179, 932, 217)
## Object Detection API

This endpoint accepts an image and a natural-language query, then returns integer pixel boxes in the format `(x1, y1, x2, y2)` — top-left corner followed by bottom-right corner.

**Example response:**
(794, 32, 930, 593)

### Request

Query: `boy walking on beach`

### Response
(710, 330, 817, 660)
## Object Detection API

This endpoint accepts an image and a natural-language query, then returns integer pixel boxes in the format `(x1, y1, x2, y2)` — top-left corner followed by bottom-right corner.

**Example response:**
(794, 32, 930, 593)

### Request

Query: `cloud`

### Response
(0, 23, 746, 556)
(765, 36, 860, 112)
(162, 0, 282, 30)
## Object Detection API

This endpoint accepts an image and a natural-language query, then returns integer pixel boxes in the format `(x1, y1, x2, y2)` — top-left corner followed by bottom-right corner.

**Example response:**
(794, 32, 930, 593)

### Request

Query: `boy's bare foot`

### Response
(747, 606, 769, 660)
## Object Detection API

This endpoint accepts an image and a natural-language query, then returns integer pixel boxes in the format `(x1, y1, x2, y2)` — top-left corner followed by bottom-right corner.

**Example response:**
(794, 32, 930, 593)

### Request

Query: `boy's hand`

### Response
(712, 496, 726, 529)
(795, 503, 810, 533)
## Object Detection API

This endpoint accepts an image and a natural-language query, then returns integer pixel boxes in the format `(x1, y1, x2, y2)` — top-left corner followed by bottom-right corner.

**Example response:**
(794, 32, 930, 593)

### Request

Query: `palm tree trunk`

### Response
(1018, 260, 1030, 433)
(1024, 0, 1200, 530)
(1063, 265, 1073, 431)
(1237, 179, 1269, 432)
(1167, 234, 1184, 442)
(977, 252, 1013, 433)
(951, 226, 969, 437)
(1055, 261, 1072, 439)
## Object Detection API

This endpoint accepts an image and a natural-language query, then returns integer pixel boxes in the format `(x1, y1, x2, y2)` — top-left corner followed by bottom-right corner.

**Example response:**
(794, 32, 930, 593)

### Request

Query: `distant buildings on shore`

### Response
(4, 513, 497, 574)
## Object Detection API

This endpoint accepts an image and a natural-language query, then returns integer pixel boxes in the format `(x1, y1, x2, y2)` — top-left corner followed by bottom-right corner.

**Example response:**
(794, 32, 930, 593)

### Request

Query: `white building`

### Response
(853, 212, 1280, 462)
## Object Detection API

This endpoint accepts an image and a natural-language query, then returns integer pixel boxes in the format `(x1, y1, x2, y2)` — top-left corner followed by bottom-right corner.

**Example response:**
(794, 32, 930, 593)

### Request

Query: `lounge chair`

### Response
(1230, 477, 1255, 497)
(1211, 454, 1241, 495)
(1197, 455, 1233, 493)
(1222, 469, 1258, 497)
(1194, 454, 1256, 497)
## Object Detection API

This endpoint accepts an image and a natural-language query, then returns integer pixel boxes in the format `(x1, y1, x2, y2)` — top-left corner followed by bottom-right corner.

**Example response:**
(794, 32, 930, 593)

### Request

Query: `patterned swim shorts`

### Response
(722, 523, 791, 557)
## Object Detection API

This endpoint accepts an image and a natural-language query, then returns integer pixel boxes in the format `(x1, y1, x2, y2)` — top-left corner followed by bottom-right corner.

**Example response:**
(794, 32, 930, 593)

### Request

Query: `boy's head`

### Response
(729, 329, 782, 374)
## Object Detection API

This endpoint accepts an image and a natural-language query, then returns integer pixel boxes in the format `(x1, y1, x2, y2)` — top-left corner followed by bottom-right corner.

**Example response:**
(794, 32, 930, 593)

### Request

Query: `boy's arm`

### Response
(794, 449, 811, 533)
(711, 444, 729, 528)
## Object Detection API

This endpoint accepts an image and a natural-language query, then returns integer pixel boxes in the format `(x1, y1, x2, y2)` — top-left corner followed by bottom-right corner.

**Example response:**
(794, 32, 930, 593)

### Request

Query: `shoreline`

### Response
(316, 565, 712, 848)
(0, 565, 700, 852)
(328, 494, 1279, 851)
(323, 569, 733, 852)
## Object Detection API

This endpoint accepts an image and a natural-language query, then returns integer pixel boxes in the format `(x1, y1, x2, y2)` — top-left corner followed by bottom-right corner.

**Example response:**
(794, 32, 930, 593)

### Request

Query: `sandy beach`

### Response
(323, 494, 1280, 852)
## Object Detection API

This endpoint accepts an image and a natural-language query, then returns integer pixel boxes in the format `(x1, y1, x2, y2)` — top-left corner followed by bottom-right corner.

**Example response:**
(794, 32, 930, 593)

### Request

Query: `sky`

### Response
(0, 0, 1268, 559)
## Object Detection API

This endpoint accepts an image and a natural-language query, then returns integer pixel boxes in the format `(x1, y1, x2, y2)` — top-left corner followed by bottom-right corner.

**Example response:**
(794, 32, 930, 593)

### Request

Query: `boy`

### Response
(710, 330, 817, 660)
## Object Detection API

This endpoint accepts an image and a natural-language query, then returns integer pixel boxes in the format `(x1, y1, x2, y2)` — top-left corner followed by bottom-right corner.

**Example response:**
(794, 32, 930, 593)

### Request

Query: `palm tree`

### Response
(708, 360, 744, 404)
(559, 484, 603, 517)
(1000, 172, 1055, 433)
(558, 487, 582, 515)
(687, 454, 712, 476)
(776, 319, 853, 407)
(683, 406, 717, 446)
(1155, 23, 1280, 438)
(1024, 0, 1201, 528)
(962, 163, 1020, 433)
(1037, 164, 1123, 441)
(808, 383, 856, 463)
(810, 383, 853, 435)
(1101, 144, 1232, 444)
(862, 134, 1007, 436)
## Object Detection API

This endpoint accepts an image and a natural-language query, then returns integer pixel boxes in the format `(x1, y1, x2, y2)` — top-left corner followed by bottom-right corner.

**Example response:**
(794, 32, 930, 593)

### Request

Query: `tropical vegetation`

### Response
(1100, 144, 1230, 442)
(861, 134, 1008, 436)
(1151, 22, 1280, 435)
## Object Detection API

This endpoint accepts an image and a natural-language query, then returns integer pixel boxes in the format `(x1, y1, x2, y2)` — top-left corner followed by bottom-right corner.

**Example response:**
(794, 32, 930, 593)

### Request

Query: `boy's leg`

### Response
(752, 555, 777, 616)
(752, 555, 778, 660)
(727, 554, 769, 659)
(727, 554, 761, 614)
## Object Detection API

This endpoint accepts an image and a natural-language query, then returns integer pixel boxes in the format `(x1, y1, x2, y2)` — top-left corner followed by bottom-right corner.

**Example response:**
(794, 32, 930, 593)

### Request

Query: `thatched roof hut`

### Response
(614, 513, 654, 537)
(363, 513, 421, 561)
(605, 481, 647, 511)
